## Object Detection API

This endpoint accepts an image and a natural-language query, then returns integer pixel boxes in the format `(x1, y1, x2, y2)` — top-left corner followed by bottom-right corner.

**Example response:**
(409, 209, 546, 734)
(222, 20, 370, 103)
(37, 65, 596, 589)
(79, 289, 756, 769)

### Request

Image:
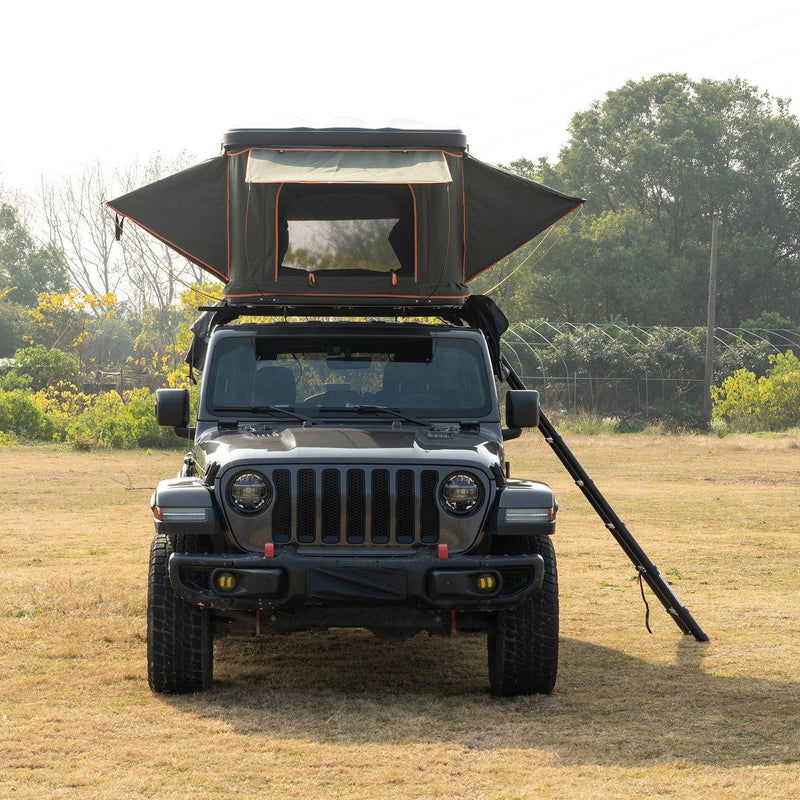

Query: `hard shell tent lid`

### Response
(107, 128, 583, 308)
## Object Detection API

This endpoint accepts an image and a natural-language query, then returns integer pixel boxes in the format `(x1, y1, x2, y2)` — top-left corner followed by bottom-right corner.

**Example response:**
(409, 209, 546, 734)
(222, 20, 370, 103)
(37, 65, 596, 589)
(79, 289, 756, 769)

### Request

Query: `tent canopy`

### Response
(107, 128, 582, 308)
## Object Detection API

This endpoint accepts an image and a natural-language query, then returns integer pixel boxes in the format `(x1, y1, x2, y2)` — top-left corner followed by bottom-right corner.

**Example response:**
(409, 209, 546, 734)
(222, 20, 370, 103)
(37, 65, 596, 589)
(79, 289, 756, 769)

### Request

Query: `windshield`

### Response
(206, 333, 493, 420)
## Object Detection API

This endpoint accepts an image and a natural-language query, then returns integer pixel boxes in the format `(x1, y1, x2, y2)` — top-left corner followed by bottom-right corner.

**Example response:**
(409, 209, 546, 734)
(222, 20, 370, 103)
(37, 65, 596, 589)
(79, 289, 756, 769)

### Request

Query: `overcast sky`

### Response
(1, 0, 798, 195)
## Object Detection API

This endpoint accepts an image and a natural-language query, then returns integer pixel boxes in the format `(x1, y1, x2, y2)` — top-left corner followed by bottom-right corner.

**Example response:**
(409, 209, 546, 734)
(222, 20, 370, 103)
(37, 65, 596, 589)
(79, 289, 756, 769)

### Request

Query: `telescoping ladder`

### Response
(503, 357, 709, 642)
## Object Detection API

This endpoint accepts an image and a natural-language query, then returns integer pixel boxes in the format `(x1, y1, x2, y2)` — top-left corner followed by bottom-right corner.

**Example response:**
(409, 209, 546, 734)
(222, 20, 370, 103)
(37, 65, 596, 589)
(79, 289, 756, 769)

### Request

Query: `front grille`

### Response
(265, 466, 441, 547)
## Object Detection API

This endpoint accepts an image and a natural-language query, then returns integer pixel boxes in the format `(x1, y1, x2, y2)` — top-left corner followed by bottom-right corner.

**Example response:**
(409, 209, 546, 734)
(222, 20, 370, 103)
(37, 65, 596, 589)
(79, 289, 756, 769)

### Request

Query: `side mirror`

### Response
(155, 388, 194, 440)
(506, 389, 540, 429)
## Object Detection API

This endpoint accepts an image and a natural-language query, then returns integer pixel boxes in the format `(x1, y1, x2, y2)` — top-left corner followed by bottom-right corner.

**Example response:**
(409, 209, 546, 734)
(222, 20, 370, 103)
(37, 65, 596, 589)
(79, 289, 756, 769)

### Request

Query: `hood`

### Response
(195, 423, 503, 474)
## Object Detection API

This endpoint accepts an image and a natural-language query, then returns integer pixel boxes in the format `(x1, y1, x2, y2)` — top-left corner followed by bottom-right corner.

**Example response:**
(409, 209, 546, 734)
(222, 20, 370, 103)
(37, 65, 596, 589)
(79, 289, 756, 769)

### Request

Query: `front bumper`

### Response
(168, 546, 543, 612)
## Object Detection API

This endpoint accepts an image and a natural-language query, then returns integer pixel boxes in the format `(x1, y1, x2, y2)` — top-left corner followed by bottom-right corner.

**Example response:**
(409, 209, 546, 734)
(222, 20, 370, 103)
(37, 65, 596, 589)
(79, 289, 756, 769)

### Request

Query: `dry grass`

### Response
(1, 433, 798, 799)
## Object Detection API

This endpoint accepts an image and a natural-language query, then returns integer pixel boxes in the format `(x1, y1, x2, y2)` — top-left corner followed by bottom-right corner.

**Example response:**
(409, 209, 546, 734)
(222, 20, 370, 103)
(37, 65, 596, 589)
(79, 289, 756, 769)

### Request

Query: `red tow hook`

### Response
(255, 544, 276, 635)
(437, 545, 457, 636)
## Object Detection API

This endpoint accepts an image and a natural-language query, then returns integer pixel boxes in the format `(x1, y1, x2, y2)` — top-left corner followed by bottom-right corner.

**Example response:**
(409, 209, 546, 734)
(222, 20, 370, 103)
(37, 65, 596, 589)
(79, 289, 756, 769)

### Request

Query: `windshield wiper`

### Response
(317, 405, 428, 426)
(218, 405, 314, 424)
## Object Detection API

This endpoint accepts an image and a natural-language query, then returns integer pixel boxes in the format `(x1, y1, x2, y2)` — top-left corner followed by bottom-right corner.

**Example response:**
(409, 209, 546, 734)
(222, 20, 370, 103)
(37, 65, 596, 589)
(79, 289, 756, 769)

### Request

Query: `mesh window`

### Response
(285, 219, 401, 273)
(278, 184, 414, 275)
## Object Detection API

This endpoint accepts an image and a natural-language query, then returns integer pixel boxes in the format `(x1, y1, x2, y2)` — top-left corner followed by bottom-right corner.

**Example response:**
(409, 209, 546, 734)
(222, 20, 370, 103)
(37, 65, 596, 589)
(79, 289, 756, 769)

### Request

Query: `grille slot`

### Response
(297, 469, 316, 543)
(371, 469, 390, 544)
(346, 469, 366, 544)
(396, 470, 415, 544)
(420, 470, 440, 543)
(272, 469, 292, 543)
(259, 466, 446, 547)
(321, 469, 341, 543)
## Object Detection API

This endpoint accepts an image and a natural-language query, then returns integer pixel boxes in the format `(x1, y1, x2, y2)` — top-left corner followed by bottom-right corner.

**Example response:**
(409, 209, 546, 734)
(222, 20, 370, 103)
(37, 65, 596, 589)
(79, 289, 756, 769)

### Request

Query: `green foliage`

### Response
(0, 298, 36, 357)
(28, 290, 119, 370)
(506, 322, 709, 418)
(716, 338, 776, 379)
(132, 282, 223, 388)
(711, 351, 800, 431)
(632, 327, 705, 379)
(740, 312, 794, 331)
(0, 201, 68, 307)
(2, 345, 80, 391)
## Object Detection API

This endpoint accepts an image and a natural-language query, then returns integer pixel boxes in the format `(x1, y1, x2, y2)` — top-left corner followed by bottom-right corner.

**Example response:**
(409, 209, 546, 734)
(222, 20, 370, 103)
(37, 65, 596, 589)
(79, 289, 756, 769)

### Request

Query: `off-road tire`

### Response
(487, 533, 559, 696)
(147, 532, 213, 693)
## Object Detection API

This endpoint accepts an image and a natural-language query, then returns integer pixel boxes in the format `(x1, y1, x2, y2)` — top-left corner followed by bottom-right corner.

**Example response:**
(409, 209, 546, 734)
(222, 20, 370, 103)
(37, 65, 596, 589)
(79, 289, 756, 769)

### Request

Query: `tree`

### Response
(479, 209, 686, 323)
(0, 198, 68, 306)
(0, 293, 36, 357)
(712, 350, 800, 431)
(115, 151, 206, 312)
(557, 74, 800, 326)
(38, 154, 207, 379)
(491, 75, 800, 326)
(140, 280, 223, 387)
(39, 162, 123, 297)
(38, 152, 205, 306)
(28, 289, 118, 378)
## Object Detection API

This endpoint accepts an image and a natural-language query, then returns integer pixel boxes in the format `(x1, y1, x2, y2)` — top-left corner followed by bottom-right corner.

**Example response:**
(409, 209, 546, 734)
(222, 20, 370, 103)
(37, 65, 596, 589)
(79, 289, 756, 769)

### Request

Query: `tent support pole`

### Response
(503, 357, 709, 642)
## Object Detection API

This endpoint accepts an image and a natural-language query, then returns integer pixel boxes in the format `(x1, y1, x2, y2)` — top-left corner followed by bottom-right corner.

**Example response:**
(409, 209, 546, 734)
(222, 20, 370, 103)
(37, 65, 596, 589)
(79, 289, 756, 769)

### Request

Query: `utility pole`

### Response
(703, 211, 722, 423)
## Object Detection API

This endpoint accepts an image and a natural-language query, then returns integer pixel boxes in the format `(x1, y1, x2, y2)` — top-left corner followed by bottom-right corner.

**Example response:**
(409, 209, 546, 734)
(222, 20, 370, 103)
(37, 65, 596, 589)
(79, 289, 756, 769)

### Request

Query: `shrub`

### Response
(0, 382, 189, 449)
(2, 345, 80, 392)
(0, 389, 57, 440)
(65, 388, 178, 449)
(712, 351, 800, 431)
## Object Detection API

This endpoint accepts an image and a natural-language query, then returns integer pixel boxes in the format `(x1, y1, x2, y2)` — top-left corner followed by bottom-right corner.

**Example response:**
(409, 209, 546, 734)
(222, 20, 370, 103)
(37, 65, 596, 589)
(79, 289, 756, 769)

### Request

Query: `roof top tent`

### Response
(107, 128, 583, 310)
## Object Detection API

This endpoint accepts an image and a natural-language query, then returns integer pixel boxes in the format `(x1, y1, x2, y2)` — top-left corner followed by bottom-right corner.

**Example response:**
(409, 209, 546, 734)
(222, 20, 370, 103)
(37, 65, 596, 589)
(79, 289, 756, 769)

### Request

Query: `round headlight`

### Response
(440, 472, 483, 515)
(228, 471, 271, 514)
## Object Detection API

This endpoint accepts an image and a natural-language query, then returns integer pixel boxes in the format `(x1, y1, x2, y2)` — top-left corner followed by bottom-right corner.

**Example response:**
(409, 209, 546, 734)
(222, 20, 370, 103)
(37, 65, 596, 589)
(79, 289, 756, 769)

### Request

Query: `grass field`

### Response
(1, 431, 798, 799)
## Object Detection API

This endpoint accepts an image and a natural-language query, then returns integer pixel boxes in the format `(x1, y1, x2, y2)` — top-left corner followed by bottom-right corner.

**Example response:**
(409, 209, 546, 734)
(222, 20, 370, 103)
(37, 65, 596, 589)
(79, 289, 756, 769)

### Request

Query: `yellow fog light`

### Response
(216, 572, 237, 592)
(476, 573, 498, 593)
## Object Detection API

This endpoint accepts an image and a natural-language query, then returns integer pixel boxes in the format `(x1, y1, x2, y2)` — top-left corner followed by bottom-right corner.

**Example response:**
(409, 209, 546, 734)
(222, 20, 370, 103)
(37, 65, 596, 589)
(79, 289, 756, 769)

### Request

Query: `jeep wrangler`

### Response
(150, 317, 559, 695)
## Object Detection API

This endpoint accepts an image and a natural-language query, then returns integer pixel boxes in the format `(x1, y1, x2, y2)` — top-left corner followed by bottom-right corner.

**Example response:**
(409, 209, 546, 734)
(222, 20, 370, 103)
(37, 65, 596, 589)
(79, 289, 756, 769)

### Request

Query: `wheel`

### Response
(147, 532, 213, 693)
(487, 534, 559, 696)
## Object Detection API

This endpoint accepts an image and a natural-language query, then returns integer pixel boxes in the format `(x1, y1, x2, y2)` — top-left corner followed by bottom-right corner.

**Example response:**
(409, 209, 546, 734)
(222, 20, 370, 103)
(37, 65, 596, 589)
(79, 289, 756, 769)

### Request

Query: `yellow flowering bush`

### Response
(711, 351, 800, 431)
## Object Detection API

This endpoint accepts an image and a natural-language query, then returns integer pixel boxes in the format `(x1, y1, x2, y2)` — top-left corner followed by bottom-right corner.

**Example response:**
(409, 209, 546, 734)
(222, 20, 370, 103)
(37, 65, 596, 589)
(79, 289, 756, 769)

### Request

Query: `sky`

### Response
(1, 0, 798, 196)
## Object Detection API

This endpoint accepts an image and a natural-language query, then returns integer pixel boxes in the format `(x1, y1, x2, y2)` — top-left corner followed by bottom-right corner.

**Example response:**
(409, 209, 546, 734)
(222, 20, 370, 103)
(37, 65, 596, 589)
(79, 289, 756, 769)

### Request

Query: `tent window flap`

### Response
(245, 149, 453, 184)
